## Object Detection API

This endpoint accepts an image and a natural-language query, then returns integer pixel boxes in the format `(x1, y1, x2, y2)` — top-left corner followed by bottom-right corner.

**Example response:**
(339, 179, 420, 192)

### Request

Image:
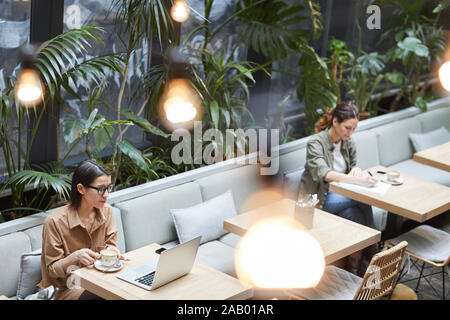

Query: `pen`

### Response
(368, 171, 373, 176)
(377, 170, 386, 174)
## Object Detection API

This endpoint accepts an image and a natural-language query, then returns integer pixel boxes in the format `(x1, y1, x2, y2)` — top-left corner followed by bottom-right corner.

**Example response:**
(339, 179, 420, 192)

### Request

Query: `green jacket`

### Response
(298, 128, 357, 208)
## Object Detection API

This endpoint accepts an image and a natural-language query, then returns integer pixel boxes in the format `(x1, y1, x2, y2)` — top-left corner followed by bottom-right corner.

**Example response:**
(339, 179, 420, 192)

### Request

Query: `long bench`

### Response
(1, 98, 449, 299)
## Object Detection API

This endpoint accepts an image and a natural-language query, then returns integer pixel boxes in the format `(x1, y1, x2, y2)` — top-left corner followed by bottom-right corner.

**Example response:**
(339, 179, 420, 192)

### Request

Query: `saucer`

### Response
(381, 177, 404, 185)
(94, 260, 123, 273)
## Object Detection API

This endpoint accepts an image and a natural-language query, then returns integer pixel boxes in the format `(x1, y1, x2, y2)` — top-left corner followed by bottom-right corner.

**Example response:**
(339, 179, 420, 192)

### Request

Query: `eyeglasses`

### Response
(85, 184, 114, 196)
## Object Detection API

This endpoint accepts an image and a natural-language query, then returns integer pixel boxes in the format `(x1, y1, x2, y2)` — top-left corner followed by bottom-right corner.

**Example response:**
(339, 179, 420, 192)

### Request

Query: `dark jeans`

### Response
(323, 192, 375, 228)
(78, 290, 103, 300)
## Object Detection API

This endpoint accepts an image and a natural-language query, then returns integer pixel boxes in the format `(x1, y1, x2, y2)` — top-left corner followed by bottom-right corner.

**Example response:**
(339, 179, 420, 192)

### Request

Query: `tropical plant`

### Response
(116, 146, 178, 189)
(0, 27, 129, 219)
(370, 0, 448, 110)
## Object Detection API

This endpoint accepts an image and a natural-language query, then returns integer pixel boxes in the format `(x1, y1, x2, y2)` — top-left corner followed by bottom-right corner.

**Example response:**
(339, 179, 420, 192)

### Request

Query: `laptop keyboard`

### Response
(135, 271, 155, 287)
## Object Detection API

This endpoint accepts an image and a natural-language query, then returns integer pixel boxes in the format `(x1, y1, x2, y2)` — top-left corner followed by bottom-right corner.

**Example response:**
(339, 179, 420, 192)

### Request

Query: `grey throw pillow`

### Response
(283, 168, 305, 200)
(408, 126, 450, 152)
(16, 248, 42, 300)
(170, 190, 238, 245)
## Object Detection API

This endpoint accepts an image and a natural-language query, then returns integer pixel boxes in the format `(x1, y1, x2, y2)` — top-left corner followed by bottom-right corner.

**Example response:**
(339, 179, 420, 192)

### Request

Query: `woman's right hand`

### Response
(357, 176, 378, 187)
(72, 248, 100, 266)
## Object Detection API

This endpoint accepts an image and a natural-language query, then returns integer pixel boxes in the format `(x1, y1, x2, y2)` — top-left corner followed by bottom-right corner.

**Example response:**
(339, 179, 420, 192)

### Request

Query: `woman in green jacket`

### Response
(299, 102, 379, 275)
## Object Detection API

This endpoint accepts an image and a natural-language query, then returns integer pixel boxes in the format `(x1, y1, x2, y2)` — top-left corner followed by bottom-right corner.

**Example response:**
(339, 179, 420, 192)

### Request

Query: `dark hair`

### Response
(69, 159, 111, 210)
(315, 102, 360, 133)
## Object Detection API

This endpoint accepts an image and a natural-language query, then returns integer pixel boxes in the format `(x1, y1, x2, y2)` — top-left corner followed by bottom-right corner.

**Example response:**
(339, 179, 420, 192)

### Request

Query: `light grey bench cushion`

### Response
(116, 182, 203, 251)
(283, 168, 304, 200)
(352, 130, 380, 169)
(196, 240, 237, 277)
(0, 232, 32, 297)
(277, 148, 307, 185)
(111, 206, 126, 254)
(390, 159, 450, 187)
(162, 235, 239, 277)
(408, 126, 450, 152)
(372, 117, 421, 166)
(195, 164, 281, 213)
(218, 232, 241, 248)
(415, 107, 450, 132)
(23, 225, 43, 251)
(16, 248, 42, 300)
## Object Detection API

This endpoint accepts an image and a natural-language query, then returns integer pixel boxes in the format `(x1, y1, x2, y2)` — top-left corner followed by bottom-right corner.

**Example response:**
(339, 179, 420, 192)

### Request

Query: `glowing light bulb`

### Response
(171, 0, 190, 23)
(235, 217, 325, 289)
(439, 61, 450, 91)
(15, 69, 43, 106)
(161, 78, 200, 123)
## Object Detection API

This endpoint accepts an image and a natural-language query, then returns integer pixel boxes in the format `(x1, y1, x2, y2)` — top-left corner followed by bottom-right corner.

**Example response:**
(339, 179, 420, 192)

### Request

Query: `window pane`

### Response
(0, 0, 31, 175)
(60, 0, 150, 162)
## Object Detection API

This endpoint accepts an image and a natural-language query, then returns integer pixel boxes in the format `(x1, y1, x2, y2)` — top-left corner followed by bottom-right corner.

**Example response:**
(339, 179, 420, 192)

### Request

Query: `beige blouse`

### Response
(38, 203, 117, 300)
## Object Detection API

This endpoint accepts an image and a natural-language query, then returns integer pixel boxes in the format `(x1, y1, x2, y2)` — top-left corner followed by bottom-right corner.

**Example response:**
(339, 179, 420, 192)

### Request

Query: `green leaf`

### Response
(414, 96, 427, 111)
(62, 113, 86, 145)
(117, 140, 151, 175)
(94, 125, 114, 152)
(121, 108, 170, 138)
(210, 100, 220, 129)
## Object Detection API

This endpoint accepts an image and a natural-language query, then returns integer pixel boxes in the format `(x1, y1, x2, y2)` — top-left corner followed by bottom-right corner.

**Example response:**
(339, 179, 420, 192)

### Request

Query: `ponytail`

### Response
(314, 102, 359, 134)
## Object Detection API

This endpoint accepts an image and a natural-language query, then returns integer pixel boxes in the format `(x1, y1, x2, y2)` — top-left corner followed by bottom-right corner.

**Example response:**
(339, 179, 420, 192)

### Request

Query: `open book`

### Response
(334, 181, 391, 195)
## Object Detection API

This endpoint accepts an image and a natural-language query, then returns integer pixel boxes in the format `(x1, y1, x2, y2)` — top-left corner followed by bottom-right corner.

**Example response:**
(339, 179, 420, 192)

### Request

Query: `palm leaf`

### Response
(236, 0, 311, 59)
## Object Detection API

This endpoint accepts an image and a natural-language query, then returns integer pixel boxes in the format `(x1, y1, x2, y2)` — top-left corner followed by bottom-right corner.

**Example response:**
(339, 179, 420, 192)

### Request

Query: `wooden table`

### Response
(223, 198, 381, 265)
(413, 141, 450, 172)
(73, 243, 253, 300)
(330, 165, 450, 223)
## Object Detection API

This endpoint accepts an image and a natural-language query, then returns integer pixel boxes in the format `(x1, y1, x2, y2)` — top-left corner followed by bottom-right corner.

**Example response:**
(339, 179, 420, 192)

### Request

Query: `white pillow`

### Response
(283, 168, 305, 200)
(170, 190, 238, 245)
(16, 248, 42, 300)
(409, 126, 450, 152)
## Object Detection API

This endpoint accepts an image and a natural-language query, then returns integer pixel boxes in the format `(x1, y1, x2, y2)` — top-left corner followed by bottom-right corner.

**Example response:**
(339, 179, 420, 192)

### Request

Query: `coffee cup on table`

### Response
(386, 170, 400, 182)
(100, 249, 118, 267)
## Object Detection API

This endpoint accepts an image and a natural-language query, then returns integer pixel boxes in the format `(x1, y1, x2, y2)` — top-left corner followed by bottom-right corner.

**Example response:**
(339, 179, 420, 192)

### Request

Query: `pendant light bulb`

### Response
(171, 0, 190, 23)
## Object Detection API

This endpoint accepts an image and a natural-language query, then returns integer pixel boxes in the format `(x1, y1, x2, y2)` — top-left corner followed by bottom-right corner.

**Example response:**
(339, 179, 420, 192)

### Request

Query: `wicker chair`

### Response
(386, 225, 450, 300)
(286, 241, 409, 300)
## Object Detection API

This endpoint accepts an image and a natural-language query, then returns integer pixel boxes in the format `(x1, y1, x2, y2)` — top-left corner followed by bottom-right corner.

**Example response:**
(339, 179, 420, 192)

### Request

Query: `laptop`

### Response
(116, 236, 201, 291)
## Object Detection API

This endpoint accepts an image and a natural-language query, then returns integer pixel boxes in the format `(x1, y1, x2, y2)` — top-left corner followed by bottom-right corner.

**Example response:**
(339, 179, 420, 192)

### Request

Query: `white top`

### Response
(333, 141, 347, 173)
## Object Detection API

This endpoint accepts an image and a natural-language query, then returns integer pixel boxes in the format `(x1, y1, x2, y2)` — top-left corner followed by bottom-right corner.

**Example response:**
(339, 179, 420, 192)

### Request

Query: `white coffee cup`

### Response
(387, 170, 401, 182)
(100, 249, 118, 267)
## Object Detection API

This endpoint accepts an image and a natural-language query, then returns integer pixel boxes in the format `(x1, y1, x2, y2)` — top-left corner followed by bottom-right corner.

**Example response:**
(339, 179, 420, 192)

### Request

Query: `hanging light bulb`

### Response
(158, 48, 202, 130)
(171, 0, 190, 23)
(15, 69, 43, 105)
(163, 78, 198, 123)
(14, 45, 44, 107)
(439, 61, 450, 91)
(235, 217, 325, 289)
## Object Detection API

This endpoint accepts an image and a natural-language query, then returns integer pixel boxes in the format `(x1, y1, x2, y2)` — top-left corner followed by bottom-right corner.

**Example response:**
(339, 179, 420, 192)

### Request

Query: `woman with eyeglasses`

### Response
(39, 159, 122, 300)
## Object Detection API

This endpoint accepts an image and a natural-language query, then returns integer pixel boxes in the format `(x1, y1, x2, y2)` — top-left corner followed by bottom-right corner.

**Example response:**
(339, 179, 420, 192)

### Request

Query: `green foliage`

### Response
(235, 0, 310, 59)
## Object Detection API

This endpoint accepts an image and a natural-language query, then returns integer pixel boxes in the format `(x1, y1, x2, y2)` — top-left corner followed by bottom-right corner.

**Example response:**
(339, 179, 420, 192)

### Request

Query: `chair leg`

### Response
(443, 267, 446, 300)
(415, 261, 426, 293)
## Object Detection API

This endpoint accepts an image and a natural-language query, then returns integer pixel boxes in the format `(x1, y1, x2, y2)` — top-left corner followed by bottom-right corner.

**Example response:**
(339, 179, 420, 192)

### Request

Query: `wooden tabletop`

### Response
(73, 243, 253, 300)
(330, 165, 450, 222)
(223, 198, 381, 265)
(413, 141, 450, 172)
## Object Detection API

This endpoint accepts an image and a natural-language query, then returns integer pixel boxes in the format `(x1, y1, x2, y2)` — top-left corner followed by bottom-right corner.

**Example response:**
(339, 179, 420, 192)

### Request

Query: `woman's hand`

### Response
(106, 245, 129, 261)
(357, 176, 378, 187)
(348, 167, 363, 177)
(72, 248, 100, 266)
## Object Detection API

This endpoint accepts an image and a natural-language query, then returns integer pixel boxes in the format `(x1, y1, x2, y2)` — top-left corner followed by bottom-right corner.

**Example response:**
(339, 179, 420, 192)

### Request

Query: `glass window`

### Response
(60, 0, 151, 162)
(0, 0, 31, 175)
